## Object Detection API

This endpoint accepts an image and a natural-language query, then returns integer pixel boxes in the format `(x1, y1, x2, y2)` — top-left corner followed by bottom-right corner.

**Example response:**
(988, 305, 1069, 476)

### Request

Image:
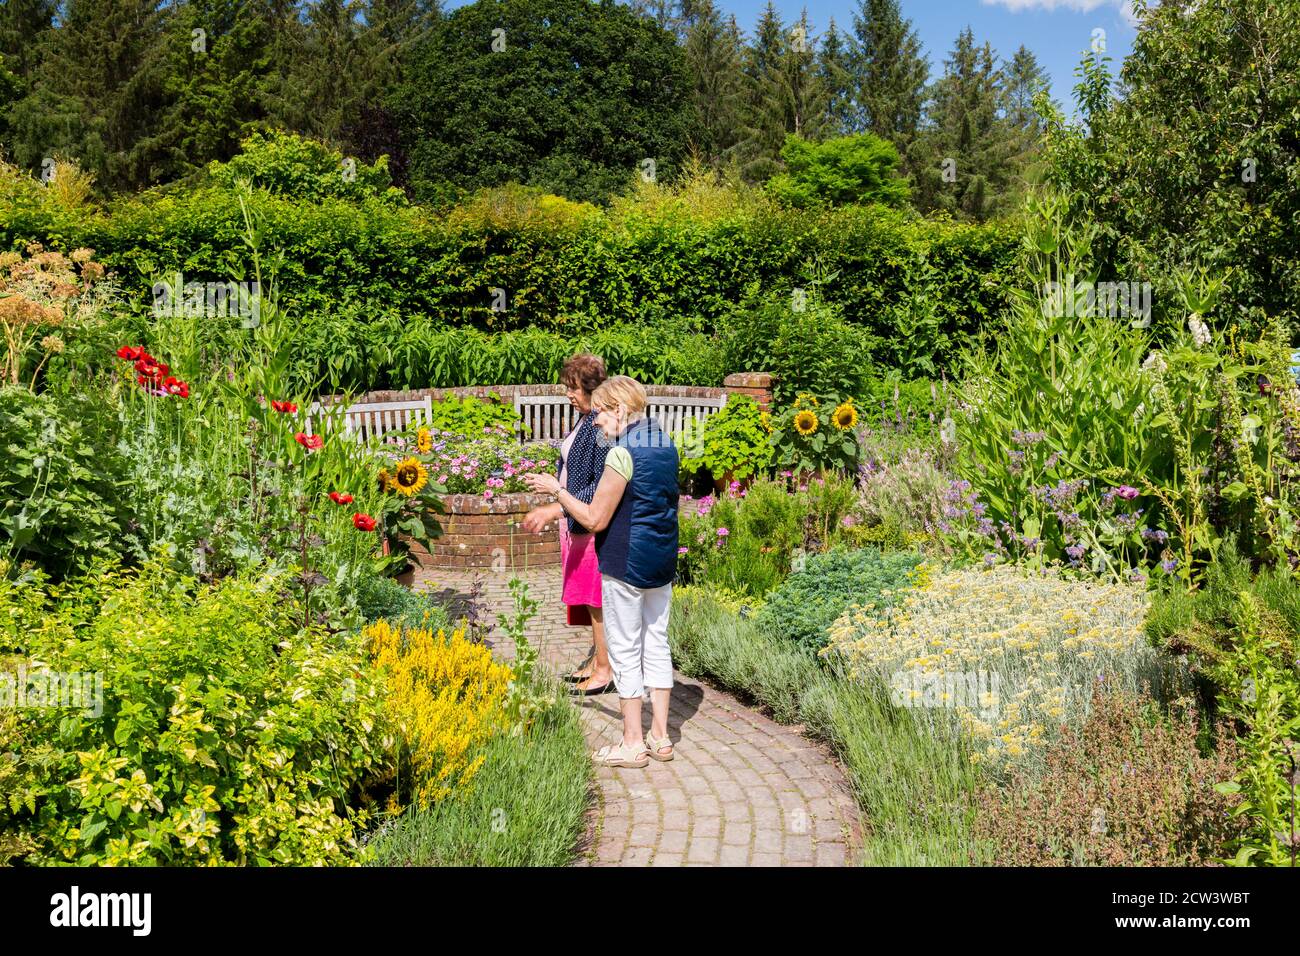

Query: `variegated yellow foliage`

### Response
(364, 619, 514, 806)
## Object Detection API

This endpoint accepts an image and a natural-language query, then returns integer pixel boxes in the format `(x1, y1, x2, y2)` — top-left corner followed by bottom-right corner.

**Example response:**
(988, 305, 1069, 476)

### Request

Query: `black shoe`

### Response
(569, 680, 615, 696)
(564, 648, 596, 682)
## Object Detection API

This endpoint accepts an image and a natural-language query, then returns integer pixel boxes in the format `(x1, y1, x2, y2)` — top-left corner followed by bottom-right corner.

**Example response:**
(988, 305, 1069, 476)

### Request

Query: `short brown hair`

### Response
(560, 353, 607, 393)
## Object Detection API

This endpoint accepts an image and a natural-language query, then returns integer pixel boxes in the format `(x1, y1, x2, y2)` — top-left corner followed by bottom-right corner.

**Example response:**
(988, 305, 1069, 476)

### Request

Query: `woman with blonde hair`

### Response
(525, 376, 679, 766)
(521, 353, 613, 693)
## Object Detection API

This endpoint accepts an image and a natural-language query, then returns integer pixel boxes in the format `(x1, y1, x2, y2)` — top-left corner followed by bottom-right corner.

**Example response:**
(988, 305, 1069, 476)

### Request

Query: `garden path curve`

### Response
(412, 565, 862, 867)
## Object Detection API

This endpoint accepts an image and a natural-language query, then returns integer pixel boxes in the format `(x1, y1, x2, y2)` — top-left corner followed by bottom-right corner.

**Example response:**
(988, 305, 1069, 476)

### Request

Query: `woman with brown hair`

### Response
(521, 353, 614, 693)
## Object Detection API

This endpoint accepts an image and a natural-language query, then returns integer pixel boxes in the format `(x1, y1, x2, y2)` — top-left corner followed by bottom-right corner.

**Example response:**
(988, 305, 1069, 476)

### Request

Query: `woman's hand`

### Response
(523, 472, 561, 496)
(520, 503, 561, 534)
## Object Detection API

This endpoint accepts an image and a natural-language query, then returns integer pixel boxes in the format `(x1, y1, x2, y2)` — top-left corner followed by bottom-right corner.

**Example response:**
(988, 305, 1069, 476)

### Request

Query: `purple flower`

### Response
(1115, 485, 1139, 500)
(1161, 558, 1179, 573)
(1141, 528, 1169, 543)
(716, 527, 729, 537)
(678, 547, 688, 555)
(1065, 544, 1086, 562)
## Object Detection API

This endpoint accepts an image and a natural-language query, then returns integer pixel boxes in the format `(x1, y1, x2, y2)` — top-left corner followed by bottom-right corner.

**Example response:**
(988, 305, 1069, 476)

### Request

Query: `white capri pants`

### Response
(601, 574, 674, 700)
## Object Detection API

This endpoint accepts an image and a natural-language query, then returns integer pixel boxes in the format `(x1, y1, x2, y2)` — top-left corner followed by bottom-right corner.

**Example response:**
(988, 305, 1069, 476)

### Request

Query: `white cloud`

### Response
(982, 0, 1143, 27)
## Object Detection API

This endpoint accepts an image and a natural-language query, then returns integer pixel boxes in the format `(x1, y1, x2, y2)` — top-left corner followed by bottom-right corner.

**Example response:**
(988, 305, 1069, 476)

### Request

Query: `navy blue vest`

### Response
(595, 417, 679, 589)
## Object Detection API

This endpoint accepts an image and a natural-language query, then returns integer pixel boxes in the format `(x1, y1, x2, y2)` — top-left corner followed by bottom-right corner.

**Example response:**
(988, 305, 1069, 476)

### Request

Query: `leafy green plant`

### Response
(679, 394, 773, 483)
(427, 393, 523, 437)
(0, 386, 124, 577)
(756, 547, 924, 650)
(0, 559, 391, 866)
(1209, 591, 1300, 866)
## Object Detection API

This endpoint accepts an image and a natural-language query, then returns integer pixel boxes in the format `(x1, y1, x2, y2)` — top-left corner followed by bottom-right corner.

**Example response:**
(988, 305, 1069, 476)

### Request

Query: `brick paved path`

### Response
(412, 565, 862, 867)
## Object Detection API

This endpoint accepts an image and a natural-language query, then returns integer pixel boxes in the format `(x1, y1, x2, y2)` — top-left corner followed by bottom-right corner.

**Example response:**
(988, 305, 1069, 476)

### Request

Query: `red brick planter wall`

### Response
(406, 492, 560, 570)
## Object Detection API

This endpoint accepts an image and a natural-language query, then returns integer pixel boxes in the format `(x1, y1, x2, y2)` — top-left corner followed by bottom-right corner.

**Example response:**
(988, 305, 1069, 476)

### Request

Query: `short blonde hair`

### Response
(591, 375, 647, 418)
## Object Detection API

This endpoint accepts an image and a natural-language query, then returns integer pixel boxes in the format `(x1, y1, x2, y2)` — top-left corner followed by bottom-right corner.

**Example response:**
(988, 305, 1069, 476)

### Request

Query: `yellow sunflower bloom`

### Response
(794, 409, 818, 436)
(832, 401, 858, 431)
(416, 427, 432, 454)
(760, 410, 772, 433)
(393, 457, 429, 497)
(377, 467, 394, 493)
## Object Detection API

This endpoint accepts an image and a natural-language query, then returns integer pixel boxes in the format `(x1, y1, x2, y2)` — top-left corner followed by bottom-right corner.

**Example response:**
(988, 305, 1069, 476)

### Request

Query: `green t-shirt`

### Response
(606, 446, 634, 482)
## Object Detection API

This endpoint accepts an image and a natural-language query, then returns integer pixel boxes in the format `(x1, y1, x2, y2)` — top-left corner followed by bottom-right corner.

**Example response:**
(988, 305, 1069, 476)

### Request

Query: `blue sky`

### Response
(717, 0, 1139, 114)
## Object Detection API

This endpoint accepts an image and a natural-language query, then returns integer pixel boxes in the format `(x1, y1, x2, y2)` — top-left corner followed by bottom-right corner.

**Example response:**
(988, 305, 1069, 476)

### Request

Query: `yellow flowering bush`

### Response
(825, 564, 1185, 775)
(364, 619, 514, 807)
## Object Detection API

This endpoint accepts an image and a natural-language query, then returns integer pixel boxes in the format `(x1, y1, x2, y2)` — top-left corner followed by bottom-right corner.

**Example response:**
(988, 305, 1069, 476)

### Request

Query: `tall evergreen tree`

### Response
(781, 9, 828, 141)
(912, 27, 1017, 221)
(7, 0, 172, 191)
(157, 0, 275, 179)
(849, 0, 927, 150)
(0, 0, 58, 81)
(682, 0, 745, 167)
(819, 18, 856, 137)
(737, 2, 788, 182)
(1004, 44, 1050, 134)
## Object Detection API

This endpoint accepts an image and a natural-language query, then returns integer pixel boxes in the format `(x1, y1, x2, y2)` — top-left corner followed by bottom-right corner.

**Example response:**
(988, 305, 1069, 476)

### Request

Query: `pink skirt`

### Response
(560, 524, 602, 607)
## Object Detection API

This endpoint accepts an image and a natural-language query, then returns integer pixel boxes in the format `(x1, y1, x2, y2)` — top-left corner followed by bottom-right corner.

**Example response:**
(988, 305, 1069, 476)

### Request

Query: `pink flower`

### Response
(716, 527, 729, 537)
(483, 489, 494, 500)
(678, 547, 688, 555)
(1115, 485, 1139, 500)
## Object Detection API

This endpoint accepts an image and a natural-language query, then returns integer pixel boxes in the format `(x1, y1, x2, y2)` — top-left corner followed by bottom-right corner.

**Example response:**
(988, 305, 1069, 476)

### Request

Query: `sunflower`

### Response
(392, 456, 429, 497)
(794, 409, 818, 436)
(377, 467, 396, 493)
(416, 427, 432, 454)
(760, 410, 772, 433)
(794, 393, 820, 410)
(832, 401, 858, 431)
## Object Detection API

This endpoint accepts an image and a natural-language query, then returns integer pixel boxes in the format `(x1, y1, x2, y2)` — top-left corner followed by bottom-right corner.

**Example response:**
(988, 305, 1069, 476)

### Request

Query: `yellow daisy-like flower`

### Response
(377, 467, 396, 493)
(393, 457, 429, 497)
(794, 392, 820, 410)
(760, 410, 772, 433)
(416, 427, 432, 454)
(832, 401, 858, 431)
(794, 409, 818, 436)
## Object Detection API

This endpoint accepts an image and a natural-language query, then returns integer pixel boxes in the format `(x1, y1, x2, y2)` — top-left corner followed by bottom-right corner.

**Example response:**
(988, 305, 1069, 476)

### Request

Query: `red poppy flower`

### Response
(295, 432, 324, 451)
(162, 376, 189, 398)
(116, 345, 147, 361)
(328, 491, 354, 505)
(352, 513, 376, 531)
(271, 400, 299, 414)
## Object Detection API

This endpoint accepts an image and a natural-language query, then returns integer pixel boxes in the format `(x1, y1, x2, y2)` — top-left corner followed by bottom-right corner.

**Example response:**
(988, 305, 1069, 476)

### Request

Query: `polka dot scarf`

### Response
(563, 410, 611, 534)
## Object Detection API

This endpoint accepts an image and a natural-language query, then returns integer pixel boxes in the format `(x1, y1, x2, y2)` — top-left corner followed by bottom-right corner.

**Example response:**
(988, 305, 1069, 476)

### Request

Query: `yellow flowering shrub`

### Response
(364, 619, 514, 806)
(825, 565, 1184, 775)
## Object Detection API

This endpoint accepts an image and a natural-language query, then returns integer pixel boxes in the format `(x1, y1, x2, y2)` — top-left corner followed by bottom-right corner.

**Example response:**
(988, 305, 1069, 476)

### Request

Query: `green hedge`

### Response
(1, 176, 1019, 391)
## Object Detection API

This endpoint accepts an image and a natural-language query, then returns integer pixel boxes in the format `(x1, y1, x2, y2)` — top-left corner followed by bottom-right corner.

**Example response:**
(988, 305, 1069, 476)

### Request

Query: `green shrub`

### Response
(207, 130, 408, 206)
(679, 394, 773, 482)
(353, 573, 451, 634)
(973, 687, 1245, 866)
(0, 560, 391, 866)
(757, 548, 924, 650)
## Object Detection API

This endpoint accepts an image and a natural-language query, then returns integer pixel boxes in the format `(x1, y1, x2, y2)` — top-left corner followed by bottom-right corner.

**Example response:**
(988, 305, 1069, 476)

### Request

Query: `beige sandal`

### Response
(592, 741, 649, 768)
(645, 730, 674, 762)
